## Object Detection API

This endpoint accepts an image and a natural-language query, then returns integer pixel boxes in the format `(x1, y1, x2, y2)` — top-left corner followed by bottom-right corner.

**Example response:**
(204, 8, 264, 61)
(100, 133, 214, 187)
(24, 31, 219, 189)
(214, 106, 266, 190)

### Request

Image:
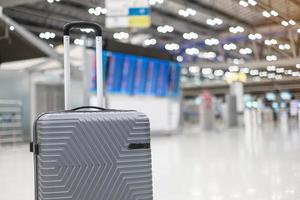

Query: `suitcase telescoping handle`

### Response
(63, 21, 103, 110)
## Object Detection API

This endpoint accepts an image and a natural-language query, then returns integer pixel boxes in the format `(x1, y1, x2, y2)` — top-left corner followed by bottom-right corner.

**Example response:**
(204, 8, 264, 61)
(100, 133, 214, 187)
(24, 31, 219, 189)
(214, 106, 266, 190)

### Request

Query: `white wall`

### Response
(91, 95, 181, 134)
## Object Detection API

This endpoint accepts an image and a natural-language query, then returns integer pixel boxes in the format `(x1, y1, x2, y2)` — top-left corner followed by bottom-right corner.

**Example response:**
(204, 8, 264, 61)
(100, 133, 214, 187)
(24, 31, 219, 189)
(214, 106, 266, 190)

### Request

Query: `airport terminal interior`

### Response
(1, 0, 300, 199)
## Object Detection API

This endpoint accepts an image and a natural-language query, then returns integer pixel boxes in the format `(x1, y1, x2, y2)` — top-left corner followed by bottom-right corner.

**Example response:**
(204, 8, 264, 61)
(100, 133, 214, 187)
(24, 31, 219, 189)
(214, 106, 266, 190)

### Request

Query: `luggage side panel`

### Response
(35, 112, 153, 200)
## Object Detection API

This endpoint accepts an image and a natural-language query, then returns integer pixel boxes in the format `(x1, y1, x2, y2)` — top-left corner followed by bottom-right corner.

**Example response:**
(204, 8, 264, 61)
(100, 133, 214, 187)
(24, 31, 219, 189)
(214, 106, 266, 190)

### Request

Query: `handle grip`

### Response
(63, 21, 102, 36)
(71, 106, 106, 111)
(63, 21, 104, 110)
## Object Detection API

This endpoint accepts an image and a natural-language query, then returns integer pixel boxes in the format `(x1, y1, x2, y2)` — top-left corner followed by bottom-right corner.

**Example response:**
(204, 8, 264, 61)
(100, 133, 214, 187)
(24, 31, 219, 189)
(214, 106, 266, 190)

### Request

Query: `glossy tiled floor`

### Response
(1, 122, 300, 200)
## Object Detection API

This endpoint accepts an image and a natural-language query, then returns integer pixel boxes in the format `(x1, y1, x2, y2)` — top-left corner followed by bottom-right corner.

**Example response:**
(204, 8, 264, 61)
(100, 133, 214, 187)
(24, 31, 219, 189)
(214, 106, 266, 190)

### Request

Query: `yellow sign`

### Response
(128, 16, 151, 27)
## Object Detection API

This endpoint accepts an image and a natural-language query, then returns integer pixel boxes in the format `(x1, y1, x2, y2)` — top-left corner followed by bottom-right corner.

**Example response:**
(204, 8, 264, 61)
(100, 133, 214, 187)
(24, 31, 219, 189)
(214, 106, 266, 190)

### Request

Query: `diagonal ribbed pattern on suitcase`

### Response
(35, 111, 153, 200)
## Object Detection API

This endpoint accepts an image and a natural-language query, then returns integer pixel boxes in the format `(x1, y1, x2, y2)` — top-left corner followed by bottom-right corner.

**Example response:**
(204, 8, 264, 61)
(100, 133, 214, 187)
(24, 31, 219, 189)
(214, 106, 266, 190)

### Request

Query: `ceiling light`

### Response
(157, 25, 174, 33)
(74, 38, 84, 46)
(223, 43, 237, 50)
(80, 28, 94, 33)
(144, 38, 157, 46)
(89, 6, 107, 15)
(239, 0, 249, 7)
(266, 55, 277, 61)
(202, 68, 213, 75)
(296, 64, 300, 68)
(149, 0, 164, 5)
(292, 71, 300, 76)
(275, 74, 282, 79)
(279, 44, 290, 50)
(289, 19, 296, 25)
(264, 39, 277, 46)
(185, 47, 200, 55)
(259, 71, 267, 77)
(205, 38, 219, 46)
(198, 52, 217, 59)
(189, 66, 200, 74)
(47, 0, 54, 3)
(270, 10, 278, 16)
(214, 69, 224, 76)
(176, 56, 183, 62)
(268, 73, 275, 79)
(297, 29, 300, 34)
(39, 31, 55, 39)
(248, 0, 257, 6)
(248, 33, 262, 40)
(267, 65, 276, 71)
(250, 69, 259, 75)
(262, 11, 271, 18)
(9, 26, 15, 31)
(206, 17, 223, 26)
(165, 43, 179, 51)
(229, 65, 239, 72)
(281, 20, 289, 26)
(113, 32, 129, 40)
(276, 68, 284, 73)
(239, 47, 252, 55)
(229, 26, 244, 33)
(178, 8, 197, 17)
(183, 32, 198, 40)
(240, 67, 249, 73)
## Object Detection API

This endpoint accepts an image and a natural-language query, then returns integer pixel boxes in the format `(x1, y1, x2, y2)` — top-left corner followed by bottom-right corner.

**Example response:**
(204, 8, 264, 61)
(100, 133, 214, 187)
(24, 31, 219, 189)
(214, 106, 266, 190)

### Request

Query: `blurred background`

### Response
(1, 0, 300, 199)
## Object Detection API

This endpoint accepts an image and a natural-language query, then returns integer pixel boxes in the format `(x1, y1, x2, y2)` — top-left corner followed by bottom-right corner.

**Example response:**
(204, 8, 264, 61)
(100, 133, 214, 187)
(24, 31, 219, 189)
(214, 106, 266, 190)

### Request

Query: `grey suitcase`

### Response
(30, 22, 153, 200)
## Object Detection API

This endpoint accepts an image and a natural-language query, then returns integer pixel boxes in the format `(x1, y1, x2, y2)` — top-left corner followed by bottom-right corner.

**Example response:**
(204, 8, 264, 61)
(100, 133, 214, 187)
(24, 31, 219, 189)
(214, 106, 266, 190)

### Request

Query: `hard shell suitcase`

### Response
(30, 22, 153, 200)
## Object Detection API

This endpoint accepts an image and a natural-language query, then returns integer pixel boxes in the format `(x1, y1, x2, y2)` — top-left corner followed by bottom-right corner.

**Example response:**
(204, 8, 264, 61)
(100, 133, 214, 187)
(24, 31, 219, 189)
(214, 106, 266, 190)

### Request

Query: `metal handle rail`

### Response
(63, 21, 103, 109)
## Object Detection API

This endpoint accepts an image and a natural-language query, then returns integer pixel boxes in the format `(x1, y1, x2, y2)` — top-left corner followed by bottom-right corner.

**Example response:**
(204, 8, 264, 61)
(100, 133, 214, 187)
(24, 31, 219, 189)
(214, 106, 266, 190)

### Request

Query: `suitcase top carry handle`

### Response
(63, 21, 102, 36)
(63, 21, 104, 110)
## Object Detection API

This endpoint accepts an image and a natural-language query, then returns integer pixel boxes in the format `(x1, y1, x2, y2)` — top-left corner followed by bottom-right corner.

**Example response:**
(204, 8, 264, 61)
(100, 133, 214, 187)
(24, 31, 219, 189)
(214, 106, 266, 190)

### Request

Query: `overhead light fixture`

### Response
(275, 74, 283, 79)
(113, 32, 129, 40)
(202, 68, 213, 75)
(289, 19, 296, 25)
(262, 11, 271, 18)
(259, 71, 267, 77)
(214, 69, 224, 76)
(206, 18, 223, 26)
(39, 31, 56, 39)
(264, 39, 277, 46)
(223, 43, 237, 51)
(276, 68, 284, 73)
(165, 43, 180, 51)
(270, 10, 278, 16)
(267, 65, 276, 71)
(204, 38, 219, 46)
(296, 64, 300, 68)
(9, 26, 15, 31)
(240, 67, 249, 73)
(278, 44, 290, 50)
(176, 55, 183, 62)
(88, 6, 107, 15)
(185, 47, 200, 56)
(239, 0, 249, 7)
(183, 32, 198, 40)
(266, 55, 277, 61)
(189, 66, 200, 74)
(198, 52, 217, 59)
(248, 33, 262, 40)
(239, 47, 252, 55)
(292, 71, 300, 77)
(178, 8, 197, 17)
(250, 69, 259, 76)
(229, 26, 244, 34)
(144, 38, 157, 46)
(157, 25, 174, 33)
(149, 0, 164, 6)
(281, 20, 289, 26)
(248, 0, 257, 6)
(229, 65, 239, 72)
(80, 28, 94, 33)
(267, 73, 276, 79)
(297, 29, 300, 34)
(74, 38, 84, 46)
(47, 0, 54, 3)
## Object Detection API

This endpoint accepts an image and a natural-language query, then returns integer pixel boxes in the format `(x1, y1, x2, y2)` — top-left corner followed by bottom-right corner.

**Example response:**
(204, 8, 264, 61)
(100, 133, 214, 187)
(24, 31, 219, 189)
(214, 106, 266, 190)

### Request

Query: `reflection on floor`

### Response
(1, 123, 300, 200)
